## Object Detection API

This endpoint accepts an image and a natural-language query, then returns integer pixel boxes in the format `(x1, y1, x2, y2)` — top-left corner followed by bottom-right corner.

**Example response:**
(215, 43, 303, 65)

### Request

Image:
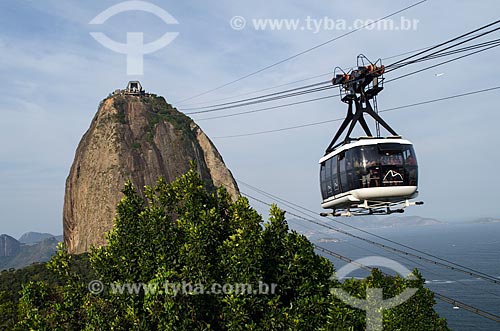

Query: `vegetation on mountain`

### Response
(64, 94, 239, 254)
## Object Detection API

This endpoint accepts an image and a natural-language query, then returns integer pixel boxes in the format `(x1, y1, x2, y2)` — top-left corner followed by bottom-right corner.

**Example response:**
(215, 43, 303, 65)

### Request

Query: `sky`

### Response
(1, 0, 500, 238)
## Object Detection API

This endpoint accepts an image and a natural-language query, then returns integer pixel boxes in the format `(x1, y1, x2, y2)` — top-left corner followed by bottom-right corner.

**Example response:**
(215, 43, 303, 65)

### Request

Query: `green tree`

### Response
(0, 290, 17, 330)
(15, 167, 450, 330)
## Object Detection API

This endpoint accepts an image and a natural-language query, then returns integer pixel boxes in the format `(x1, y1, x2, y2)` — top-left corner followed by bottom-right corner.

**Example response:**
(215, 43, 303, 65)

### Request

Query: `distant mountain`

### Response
(289, 215, 445, 237)
(18, 232, 56, 245)
(0, 232, 62, 270)
(0, 234, 21, 257)
(345, 215, 445, 229)
(467, 217, 500, 224)
(317, 237, 343, 243)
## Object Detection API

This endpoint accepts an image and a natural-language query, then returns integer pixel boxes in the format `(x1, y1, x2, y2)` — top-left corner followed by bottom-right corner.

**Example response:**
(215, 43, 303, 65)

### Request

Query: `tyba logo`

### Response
(89, 1, 179, 75)
(330, 256, 418, 331)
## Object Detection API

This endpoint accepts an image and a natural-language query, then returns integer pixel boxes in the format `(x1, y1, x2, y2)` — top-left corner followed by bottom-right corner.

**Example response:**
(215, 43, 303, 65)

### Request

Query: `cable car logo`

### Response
(383, 170, 403, 183)
(89, 1, 179, 75)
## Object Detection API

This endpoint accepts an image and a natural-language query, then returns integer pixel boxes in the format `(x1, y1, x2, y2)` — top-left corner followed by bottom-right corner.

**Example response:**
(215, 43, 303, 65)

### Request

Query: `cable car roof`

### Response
(319, 136, 413, 163)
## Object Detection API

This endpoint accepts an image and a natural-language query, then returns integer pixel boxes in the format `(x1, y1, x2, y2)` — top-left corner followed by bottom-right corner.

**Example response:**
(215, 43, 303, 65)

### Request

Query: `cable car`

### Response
(319, 56, 423, 216)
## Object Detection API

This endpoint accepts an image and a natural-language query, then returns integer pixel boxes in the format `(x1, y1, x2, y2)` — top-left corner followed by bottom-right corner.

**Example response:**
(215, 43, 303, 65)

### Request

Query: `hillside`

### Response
(63, 84, 240, 254)
(0, 232, 61, 270)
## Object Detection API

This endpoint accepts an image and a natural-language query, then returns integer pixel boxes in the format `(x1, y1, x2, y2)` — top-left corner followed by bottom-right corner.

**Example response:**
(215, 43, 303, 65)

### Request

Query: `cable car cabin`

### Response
(319, 137, 418, 211)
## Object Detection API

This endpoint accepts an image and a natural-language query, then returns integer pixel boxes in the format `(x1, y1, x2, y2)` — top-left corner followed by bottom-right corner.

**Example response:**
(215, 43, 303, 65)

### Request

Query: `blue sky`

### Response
(1, 0, 499, 238)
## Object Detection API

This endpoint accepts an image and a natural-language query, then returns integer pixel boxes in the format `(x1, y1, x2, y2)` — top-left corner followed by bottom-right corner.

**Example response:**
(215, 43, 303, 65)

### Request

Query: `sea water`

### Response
(311, 222, 500, 331)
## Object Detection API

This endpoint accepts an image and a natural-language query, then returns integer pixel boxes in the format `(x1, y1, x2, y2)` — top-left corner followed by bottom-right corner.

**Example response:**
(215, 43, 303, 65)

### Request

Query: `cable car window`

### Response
(361, 145, 380, 187)
(362, 145, 380, 167)
(346, 148, 362, 190)
(320, 162, 327, 199)
(378, 143, 403, 152)
(381, 152, 403, 166)
(338, 152, 348, 192)
(325, 158, 333, 198)
(331, 155, 340, 195)
(402, 145, 418, 166)
(402, 145, 418, 186)
(378, 143, 406, 187)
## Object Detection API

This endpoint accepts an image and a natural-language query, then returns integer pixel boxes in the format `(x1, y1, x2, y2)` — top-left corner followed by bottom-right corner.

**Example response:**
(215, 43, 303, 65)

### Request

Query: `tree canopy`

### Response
(10, 167, 449, 330)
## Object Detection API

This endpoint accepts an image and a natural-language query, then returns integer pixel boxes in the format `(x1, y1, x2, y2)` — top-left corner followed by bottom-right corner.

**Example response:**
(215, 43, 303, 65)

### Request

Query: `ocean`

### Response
(310, 222, 500, 331)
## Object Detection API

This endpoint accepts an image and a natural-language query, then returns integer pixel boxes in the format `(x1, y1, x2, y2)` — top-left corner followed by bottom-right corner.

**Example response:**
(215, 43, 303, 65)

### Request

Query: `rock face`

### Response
(0, 234, 20, 257)
(63, 92, 239, 254)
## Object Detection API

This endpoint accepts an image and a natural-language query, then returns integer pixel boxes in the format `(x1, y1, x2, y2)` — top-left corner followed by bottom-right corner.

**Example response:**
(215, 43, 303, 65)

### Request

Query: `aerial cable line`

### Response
(386, 19, 500, 69)
(178, 15, 494, 108)
(310, 223, 500, 300)
(198, 43, 500, 122)
(175, 0, 428, 103)
(385, 25, 500, 73)
(182, 80, 331, 111)
(313, 244, 500, 323)
(179, 32, 491, 109)
(241, 191, 499, 284)
(322, 26, 500, 96)
(184, 85, 336, 115)
(177, 45, 435, 109)
(211, 86, 500, 138)
(241, 191, 500, 284)
(328, 30, 500, 90)
(243, 192, 500, 322)
(387, 39, 500, 70)
(242, 180, 500, 288)
(283, 200, 389, 259)
(184, 36, 500, 117)
(197, 94, 339, 121)
(432, 293, 500, 323)
(386, 42, 500, 83)
(178, 72, 333, 108)
(195, 37, 500, 123)
(387, 38, 500, 70)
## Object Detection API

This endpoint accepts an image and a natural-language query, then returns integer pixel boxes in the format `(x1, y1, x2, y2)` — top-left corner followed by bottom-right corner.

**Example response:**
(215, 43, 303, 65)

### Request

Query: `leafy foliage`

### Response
(0, 253, 91, 330)
(11, 167, 450, 330)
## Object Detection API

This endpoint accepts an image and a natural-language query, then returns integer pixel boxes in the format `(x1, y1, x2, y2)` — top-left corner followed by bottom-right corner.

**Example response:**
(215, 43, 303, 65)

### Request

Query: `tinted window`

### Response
(338, 152, 348, 192)
(320, 162, 327, 199)
(378, 143, 403, 152)
(378, 143, 417, 187)
(325, 158, 333, 197)
(320, 155, 340, 199)
(361, 145, 381, 187)
(331, 155, 340, 194)
(402, 145, 418, 186)
(323, 143, 418, 196)
(362, 145, 380, 167)
(346, 148, 362, 190)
